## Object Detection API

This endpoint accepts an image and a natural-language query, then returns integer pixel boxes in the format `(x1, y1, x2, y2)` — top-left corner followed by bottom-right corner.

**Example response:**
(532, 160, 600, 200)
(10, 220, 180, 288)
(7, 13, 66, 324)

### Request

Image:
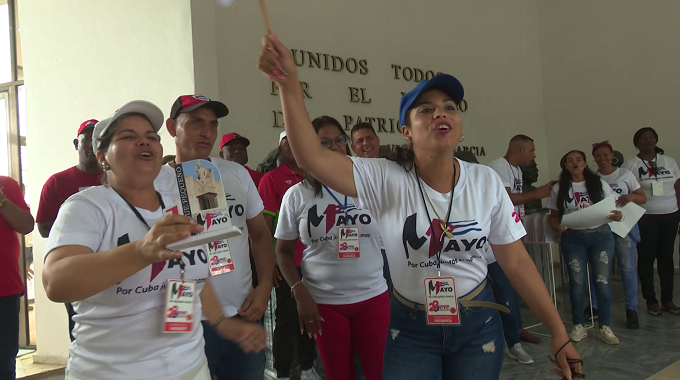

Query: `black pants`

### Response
(65, 303, 76, 342)
(273, 267, 316, 378)
(637, 212, 680, 305)
(0, 294, 21, 380)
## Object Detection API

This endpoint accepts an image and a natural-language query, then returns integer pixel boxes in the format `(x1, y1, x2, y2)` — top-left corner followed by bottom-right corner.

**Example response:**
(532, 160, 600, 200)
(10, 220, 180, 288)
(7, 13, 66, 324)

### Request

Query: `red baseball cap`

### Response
(220, 132, 250, 149)
(77, 119, 98, 136)
(170, 95, 229, 120)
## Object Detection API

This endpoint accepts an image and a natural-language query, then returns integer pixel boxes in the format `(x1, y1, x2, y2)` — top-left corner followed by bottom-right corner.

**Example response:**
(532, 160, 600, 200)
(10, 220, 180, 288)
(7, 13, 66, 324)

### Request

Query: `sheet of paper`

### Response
(561, 194, 617, 230)
(608, 201, 646, 238)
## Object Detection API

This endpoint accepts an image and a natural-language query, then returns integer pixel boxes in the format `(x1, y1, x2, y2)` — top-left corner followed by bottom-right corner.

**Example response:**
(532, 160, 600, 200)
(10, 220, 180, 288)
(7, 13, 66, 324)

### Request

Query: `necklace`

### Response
(416, 166, 457, 239)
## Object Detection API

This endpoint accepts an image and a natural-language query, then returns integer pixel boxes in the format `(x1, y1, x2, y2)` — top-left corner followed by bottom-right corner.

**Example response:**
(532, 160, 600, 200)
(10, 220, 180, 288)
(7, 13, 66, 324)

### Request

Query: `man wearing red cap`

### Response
(219, 132, 263, 187)
(0, 176, 33, 380)
(155, 95, 274, 380)
(36, 119, 102, 341)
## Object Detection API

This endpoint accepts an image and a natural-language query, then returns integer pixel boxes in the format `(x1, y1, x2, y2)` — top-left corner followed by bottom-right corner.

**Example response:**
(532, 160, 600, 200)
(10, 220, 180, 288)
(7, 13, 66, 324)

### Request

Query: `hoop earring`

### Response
(460, 135, 465, 143)
(101, 161, 111, 171)
(611, 157, 619, 165)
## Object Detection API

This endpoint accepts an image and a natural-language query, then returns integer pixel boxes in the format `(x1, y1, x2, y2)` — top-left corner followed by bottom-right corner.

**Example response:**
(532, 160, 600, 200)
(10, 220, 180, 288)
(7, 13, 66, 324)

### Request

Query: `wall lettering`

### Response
(391, 64, 442, 82)
(291, 49, 368, 75)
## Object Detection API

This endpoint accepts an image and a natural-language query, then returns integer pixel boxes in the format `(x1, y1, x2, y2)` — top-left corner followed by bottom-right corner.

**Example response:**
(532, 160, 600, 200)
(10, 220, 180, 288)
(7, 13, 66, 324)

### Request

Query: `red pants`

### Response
(315, 291, 390, 380)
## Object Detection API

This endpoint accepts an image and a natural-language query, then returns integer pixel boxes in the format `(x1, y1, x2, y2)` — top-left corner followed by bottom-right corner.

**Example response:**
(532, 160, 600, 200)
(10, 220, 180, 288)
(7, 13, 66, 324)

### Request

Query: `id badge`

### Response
(652, 181, 664, 197)
(518, 204, 526, 221)
(338, 226, 360, 259)
(163, 279, 196, 333)
(208, 239, 236, 276)
(424, 277, 460, 325)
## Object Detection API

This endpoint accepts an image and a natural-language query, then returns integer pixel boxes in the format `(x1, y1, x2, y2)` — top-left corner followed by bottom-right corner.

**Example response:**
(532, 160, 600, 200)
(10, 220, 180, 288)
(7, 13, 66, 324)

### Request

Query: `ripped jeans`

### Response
(590, 225, 640, 311)
(560, 226, 615, 327)
(382, 284, 504, 380)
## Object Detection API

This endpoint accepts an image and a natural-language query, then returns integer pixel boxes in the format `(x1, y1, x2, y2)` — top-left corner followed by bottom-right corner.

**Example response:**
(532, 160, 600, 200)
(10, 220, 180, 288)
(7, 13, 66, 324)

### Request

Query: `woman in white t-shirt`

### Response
(275, 116, 388, 380)
(258, 35, 581, 380)
(42, 101, 265, 380)
(547, 150, 622, 346)
(621, 127, 680, 316)
(591, 141, 646, 329)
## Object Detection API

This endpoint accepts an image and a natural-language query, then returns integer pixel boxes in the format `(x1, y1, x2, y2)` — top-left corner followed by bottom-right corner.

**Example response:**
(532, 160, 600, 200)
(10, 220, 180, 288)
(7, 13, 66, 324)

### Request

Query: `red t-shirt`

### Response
(245, 165, 264, 188)
(36, 166, 102, 224)
(258, 163, 305, 266)
(0, 176, 30, 297)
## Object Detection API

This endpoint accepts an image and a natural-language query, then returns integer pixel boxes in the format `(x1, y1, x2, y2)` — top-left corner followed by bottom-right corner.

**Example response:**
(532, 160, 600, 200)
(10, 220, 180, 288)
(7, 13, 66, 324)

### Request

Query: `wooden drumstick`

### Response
(259, 0, 273, 34)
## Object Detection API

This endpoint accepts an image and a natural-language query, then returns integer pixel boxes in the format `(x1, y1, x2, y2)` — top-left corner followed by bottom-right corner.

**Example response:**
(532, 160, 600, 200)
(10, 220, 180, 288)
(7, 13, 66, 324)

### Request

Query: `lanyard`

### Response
(639, 154, 658, 180)
(114, 189, 186, 280)
(414, 163, 456, 277)
(323, 185, 349, 224)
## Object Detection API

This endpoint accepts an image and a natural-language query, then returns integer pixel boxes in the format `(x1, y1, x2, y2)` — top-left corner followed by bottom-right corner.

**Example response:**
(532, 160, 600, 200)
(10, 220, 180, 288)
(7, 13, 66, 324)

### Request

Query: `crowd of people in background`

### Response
(1, 34, 679, 380)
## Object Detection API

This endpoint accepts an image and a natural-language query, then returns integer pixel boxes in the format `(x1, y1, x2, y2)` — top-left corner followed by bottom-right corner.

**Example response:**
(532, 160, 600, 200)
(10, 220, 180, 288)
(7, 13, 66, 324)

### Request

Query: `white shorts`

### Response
(65, 359, 210, 380)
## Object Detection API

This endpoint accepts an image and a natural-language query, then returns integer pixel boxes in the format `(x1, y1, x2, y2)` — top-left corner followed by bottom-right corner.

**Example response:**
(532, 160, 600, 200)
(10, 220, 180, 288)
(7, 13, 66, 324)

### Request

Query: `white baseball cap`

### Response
(92, 100, 165, 152)
(279, 130, 287, 144)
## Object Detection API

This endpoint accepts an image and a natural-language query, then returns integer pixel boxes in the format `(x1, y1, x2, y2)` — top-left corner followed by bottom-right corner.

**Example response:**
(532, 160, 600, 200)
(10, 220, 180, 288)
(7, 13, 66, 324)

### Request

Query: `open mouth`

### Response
(434, 121, 452, 131)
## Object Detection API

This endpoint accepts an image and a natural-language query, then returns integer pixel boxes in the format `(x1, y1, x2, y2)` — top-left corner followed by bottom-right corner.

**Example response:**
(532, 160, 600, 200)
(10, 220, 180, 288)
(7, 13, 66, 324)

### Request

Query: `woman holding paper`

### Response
(622, 127, 680, 316)
(259, 34, 581, 380)
(42, 101, 265, 380)
(592, 141, 646, 329)
(548, 150, 622, 345)
(275, 116, 389, 380)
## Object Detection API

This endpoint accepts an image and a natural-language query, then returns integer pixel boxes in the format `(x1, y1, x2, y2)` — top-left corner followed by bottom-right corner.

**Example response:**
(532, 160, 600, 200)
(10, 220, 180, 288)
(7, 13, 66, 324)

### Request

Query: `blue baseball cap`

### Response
(398, 74, 464, 131)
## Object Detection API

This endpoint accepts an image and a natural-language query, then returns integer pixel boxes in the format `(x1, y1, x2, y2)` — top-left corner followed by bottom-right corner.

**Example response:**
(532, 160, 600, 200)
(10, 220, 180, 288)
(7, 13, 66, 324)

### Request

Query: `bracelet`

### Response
(554, 338, 573, 357)
(290, 281, 302, 297)
(211, 315, 228, 328)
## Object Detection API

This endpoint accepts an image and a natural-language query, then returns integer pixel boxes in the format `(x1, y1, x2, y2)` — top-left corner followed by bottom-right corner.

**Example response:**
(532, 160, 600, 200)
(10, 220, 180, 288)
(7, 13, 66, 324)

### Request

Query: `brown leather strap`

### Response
(393, 279, 509, 313)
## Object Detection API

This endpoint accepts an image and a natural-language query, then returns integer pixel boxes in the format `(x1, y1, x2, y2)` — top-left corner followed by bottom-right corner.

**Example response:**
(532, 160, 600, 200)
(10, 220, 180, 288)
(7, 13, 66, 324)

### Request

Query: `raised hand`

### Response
(258, 34, 297, 85)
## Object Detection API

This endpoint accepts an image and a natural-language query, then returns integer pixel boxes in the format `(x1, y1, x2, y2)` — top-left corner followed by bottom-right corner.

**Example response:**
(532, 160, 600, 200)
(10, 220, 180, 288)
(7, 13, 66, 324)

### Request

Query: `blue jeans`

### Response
(202, 319, 265, 380)
(0, 294, 20, 380)
(487, 262, 522, 347)
(560, 227, 615, 327)
(591, 225, 640, 311)
(382, 284, 505, 380)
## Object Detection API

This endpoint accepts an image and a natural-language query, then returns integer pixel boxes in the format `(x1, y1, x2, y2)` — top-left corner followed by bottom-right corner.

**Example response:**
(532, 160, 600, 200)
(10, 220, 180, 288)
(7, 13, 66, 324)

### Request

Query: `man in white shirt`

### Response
(160, 94, 274, 380)
(487, 135, 556, 364)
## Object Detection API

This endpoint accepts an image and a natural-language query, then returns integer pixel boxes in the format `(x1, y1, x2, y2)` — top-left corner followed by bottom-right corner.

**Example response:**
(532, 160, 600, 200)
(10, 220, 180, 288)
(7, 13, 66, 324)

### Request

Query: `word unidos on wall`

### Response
(269, 48, 478, 153)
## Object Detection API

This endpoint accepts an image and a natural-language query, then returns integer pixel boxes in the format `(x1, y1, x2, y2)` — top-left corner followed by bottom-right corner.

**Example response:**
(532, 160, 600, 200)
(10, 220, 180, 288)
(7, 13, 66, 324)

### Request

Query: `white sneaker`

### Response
(569, 324, 587, 342)
(598, 326, 620, 345)
(301, 368, 322, 380)
(508, 343, 534, 364)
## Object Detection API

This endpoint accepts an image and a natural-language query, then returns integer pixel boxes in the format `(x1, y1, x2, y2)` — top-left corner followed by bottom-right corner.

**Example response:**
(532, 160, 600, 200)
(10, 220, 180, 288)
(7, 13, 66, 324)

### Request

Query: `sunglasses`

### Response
(320, 135, 350, 149)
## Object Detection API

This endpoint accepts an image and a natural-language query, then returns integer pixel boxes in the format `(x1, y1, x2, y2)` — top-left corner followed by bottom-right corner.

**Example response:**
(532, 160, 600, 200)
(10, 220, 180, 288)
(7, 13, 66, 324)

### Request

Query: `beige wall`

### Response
(20, 0, 196, 362)
(203, 0, 551, 179)
(538, 0, 680, 179)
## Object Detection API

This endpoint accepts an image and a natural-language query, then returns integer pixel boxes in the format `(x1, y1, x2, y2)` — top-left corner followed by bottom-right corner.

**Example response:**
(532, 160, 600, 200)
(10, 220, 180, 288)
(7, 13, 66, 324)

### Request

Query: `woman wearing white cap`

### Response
(257, 35, 581, 380)
(42, 101, 265, 380)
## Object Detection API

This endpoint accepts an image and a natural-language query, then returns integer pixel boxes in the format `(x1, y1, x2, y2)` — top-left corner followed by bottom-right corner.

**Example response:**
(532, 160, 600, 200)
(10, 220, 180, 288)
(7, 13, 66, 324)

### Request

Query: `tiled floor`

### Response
(500, 274, 680, 380)
(15, 353, 63, 379)
(18, 274, 680, 380)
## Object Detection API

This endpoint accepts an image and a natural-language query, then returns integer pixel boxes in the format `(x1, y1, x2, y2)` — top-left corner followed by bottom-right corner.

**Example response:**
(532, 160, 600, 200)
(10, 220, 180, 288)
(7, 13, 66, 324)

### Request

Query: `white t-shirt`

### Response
(546, 179, 615, 229)
(155, 158, 264, 317)
(488, 157, 524, 218)
(275, 182, 387, 305)
(44, 186, 209, 380)
(351, 157, 526, 303)
(597, 167, 641, 195)
(622, 154, 680, 214)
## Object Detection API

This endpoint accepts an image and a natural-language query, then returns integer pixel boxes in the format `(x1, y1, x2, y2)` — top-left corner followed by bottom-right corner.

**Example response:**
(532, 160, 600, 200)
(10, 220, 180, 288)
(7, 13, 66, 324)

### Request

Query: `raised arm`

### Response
(258, 34, 356, 197)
